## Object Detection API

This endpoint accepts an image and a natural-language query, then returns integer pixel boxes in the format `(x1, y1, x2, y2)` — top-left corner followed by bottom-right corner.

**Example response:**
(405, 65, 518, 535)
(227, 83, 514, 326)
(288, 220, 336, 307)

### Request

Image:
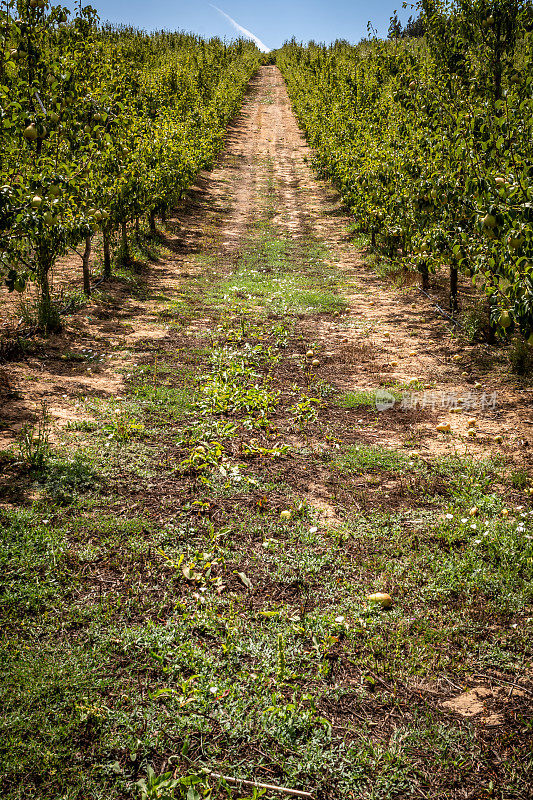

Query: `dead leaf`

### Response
(235, 571, 253, 590)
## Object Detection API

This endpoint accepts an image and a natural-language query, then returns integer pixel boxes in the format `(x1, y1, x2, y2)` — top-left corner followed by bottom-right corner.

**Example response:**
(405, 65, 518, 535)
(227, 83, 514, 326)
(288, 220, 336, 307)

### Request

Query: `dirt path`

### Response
(243, 69, 533, 462)
(2, 65, 532, 461)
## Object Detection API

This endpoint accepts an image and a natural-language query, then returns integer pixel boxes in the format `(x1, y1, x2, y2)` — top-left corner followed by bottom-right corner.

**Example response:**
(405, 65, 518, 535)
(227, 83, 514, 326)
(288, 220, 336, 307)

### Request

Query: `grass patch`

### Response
(338, 388, 402, 409)
(332, 442, 410, 473)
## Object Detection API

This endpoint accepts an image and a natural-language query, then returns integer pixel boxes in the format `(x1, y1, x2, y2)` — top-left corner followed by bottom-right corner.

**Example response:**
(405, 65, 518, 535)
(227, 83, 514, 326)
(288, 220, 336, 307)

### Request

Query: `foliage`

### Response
(0, 1, 260, 327)
(277, 0, 533, 339)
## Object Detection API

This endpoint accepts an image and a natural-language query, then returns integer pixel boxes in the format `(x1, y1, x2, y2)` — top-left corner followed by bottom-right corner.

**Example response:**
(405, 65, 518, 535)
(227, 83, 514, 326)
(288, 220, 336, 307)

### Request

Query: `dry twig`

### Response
(209, 772, 313, 798)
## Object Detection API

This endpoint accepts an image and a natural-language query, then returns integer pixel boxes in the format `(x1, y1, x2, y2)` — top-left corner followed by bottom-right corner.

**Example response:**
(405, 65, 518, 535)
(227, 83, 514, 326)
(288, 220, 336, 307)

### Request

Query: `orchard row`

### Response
(278, 0, 533, 341)
(0, 1, 261, 329)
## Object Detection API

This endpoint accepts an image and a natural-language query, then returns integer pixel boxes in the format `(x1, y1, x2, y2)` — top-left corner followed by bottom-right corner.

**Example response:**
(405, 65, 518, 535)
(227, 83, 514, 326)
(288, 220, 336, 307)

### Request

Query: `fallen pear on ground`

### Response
(367, 592, 393, 608)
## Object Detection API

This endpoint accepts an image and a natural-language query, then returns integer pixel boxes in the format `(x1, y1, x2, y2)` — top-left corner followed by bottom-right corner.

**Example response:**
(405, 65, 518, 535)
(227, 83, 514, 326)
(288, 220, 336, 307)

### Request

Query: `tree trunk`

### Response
(82, 235, 92, 296)
(134, 217, 140, 235)
(121, 220, 130, 266)
(161, 208, 167, 224)
(37, 260, 60, 332)
(420, 262, 429, 292)
(450, 266, 458, 312)
(149, 210, 156, 236)
(103, 227, 111, 278)
(487, 296, 497, 344)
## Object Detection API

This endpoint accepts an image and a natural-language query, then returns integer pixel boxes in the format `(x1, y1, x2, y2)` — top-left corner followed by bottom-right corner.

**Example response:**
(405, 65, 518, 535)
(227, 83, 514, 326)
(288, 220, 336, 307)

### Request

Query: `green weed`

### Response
(18, 406, 51, 470)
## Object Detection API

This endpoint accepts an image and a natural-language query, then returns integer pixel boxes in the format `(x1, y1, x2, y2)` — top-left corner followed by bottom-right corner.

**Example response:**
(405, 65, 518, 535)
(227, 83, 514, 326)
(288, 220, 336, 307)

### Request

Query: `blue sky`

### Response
(71, 0, 416, 49)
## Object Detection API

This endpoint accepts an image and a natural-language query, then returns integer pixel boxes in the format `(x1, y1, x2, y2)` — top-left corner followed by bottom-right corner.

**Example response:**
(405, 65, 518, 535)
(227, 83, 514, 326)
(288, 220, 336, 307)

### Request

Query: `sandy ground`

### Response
(1, 66, 532, 468)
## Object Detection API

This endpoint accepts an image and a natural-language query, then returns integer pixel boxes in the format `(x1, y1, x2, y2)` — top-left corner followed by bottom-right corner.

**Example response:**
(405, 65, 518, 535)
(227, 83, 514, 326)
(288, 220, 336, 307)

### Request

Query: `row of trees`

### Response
(0, 1, 261, 329)
(278, 0, 533, 340)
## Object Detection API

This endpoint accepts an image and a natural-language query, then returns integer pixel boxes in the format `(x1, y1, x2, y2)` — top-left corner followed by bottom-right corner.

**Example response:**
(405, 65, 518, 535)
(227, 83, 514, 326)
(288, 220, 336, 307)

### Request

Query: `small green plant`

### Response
(136, 766, 210, 800)
(102, 412, 146, 442)
(198, 359, 280, 424)
(177, 441, 224, 475)
(508, 337, 533, 376)
(269, 321, 290, 347)
(289, 395, 321, 427)
(241, 440, 289, 459)
(509, 468, 529, 490)
(460, 303, 487, 344)
(314, 380, 336, 398)
(65, 420, 98, 432)
(18, 406, 50, 470)
(15, 297, 38, 328)
(137, 766, 179, 800)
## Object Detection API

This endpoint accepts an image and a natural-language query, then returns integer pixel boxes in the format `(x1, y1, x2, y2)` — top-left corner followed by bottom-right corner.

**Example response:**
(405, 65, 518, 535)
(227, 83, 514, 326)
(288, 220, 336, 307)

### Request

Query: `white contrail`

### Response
(210, 4, 271, 52)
